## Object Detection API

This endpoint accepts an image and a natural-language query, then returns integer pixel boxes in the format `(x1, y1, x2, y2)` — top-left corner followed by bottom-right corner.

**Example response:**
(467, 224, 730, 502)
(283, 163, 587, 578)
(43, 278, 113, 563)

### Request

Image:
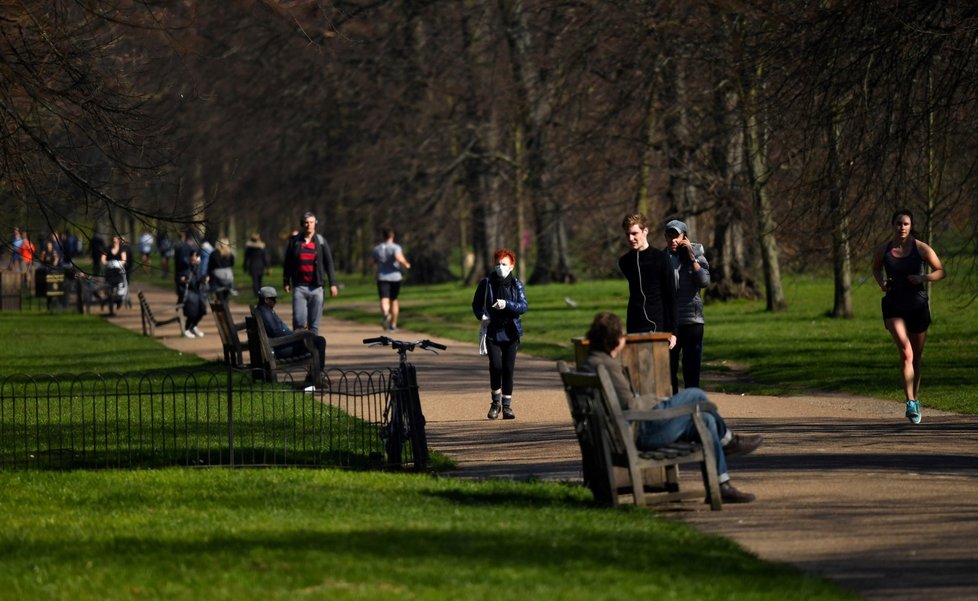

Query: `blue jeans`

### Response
(292, 285, 324, 335)
(635, 387, 731, 483)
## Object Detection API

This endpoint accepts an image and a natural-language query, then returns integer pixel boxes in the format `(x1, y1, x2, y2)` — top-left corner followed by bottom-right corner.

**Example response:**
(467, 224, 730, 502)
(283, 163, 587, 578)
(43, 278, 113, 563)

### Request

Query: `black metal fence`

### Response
(0, 367, 424, 471)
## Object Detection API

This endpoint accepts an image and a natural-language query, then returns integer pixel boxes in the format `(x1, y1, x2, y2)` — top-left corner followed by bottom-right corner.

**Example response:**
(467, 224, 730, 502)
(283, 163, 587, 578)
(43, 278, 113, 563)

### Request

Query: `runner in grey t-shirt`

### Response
(372, 227, 411, 331)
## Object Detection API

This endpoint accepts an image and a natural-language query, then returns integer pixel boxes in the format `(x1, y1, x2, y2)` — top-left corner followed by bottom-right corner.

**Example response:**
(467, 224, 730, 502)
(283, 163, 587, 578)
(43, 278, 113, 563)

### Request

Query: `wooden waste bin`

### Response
(572, 332, 672, 405)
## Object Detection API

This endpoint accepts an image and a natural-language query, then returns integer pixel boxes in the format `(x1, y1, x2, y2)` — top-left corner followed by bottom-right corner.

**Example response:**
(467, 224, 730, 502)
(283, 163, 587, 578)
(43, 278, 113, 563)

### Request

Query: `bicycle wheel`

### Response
(382, 373, 405, 467)
(404, 364, 429, 471)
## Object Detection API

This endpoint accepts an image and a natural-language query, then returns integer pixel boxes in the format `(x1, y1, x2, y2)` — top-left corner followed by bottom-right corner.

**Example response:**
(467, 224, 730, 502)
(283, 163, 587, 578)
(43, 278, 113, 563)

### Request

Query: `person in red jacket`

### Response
(19, 231, 35, 271)
(282, 212, 338, 336)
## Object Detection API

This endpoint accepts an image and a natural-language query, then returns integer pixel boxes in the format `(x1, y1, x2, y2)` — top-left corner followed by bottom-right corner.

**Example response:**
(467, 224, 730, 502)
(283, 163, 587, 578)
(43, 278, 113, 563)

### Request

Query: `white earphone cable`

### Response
(636, 249, 656, 333)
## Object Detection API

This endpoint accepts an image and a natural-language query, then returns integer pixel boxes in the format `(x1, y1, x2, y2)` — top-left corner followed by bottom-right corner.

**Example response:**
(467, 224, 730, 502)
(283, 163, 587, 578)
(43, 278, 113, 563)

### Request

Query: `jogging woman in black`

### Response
(871, 209, 945, 424)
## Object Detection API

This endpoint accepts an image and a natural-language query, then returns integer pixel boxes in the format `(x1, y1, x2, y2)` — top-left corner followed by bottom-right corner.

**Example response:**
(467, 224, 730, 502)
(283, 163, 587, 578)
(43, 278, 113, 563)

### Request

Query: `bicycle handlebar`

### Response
(362, 336, 447, 352)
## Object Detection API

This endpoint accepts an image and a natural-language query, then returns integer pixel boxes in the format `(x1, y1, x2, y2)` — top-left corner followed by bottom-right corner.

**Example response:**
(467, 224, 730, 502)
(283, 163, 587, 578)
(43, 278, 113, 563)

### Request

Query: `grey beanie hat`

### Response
(258, 286, 277, 300)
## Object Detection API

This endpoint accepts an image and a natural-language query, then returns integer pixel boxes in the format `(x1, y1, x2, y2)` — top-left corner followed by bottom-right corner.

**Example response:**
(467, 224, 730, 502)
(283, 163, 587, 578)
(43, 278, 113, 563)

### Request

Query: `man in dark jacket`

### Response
(256, 286, 326, 372)
(618, 213, 677, 348)
(282, 211, 338, 335)
(664, 219, 710, 393)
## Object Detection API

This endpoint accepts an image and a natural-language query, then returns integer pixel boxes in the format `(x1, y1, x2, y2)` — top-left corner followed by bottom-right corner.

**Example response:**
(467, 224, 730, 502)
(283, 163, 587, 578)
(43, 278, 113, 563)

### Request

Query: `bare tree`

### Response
(0, 1, 197, 256)
(458, 1, 506, 282)
(498, 0, 576, 284)
(720, 12, 787, 311)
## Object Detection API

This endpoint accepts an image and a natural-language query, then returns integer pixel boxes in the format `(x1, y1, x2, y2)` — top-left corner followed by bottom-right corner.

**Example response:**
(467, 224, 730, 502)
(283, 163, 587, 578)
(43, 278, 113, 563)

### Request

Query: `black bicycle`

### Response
(362, 335, 447, 471)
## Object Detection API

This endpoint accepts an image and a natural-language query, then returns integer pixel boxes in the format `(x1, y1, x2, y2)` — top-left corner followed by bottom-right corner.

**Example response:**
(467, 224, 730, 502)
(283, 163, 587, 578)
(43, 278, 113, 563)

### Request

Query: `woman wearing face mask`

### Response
(472, 248, 529, 420)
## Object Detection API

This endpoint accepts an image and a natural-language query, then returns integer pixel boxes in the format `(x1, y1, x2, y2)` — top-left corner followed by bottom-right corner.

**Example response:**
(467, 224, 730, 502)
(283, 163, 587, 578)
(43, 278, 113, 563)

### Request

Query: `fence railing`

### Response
(0, 367, 423, 471)
(0, 267, 117, 313)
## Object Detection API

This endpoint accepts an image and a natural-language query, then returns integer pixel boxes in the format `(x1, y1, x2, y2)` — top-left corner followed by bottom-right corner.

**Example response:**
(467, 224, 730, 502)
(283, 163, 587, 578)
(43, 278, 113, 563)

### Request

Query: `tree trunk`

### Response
(827, 113, 853, 318)
(662, 58, 699, 224)
(191, 158, 207, 240)
(742, 62, 786, 311)
(514, 124, 527, 280)
(499, 0, 574, 284)
(461, 1, 503, 283)
(634, 69, 661, 216)
(709, 199, 761, 301)
(707, 79, 761, 300)
(386, 3, 453, 285)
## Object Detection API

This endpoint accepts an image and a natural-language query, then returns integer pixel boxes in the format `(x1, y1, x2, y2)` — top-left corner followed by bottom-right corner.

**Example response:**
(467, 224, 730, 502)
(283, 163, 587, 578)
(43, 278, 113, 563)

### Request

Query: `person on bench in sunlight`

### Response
(256, 286, 326, 373)
(582, 311, 762, 503)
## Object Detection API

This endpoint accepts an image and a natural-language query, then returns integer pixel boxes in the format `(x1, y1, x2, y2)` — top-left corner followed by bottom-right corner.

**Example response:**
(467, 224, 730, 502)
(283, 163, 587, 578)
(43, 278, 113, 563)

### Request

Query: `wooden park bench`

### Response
(557, 360, 722, 510)
(137, 290, 185, 337)
(246, 306, 322, 387)
(210, 299, 248, 368)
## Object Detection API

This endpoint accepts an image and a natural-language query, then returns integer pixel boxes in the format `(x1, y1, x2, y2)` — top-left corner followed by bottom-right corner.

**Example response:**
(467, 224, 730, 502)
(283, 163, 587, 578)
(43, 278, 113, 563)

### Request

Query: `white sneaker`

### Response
(183, 330, 195, 338)
(192, 326, 204, 337)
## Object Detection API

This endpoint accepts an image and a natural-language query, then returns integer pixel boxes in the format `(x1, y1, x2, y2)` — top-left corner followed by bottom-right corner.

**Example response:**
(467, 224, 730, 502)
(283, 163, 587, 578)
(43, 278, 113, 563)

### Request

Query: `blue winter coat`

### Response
(472, 274, 528, 343)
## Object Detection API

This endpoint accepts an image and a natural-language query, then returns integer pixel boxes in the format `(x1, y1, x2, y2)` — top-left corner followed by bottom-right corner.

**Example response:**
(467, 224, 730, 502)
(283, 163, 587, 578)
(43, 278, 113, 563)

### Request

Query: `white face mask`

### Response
(495, 264, 512, 278)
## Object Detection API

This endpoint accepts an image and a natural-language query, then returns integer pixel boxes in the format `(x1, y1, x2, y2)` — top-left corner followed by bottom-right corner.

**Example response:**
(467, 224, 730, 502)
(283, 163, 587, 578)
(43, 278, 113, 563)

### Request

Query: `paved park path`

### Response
(113, 283, 978, 601)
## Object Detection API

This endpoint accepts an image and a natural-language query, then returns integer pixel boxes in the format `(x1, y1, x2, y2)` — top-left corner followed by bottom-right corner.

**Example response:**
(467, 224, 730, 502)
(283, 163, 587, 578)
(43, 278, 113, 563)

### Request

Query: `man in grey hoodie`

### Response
(664, 220, 710, 394)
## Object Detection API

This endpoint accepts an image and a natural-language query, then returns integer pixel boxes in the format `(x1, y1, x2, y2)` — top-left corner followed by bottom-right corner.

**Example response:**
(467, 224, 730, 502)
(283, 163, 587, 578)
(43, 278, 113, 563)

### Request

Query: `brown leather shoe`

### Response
(724, 433, 763, 457)
(720, 482, 756, 503)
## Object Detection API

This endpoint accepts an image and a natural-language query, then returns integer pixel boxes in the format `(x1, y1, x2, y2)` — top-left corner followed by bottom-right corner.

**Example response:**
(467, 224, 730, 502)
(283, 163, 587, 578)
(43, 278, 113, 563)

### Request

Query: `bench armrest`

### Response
(266, 330, 316, 349)
(267, 331, 314, 347)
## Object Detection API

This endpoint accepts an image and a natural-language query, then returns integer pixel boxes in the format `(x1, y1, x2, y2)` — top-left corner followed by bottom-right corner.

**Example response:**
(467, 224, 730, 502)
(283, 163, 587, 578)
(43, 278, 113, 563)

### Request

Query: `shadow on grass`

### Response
(0, 526, 825, 597)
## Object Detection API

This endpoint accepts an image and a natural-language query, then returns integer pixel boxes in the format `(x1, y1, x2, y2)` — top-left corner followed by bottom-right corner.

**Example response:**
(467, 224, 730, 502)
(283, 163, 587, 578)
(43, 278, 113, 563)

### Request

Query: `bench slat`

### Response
(137, 290, 185, 337)
(210, 300, 248, 367)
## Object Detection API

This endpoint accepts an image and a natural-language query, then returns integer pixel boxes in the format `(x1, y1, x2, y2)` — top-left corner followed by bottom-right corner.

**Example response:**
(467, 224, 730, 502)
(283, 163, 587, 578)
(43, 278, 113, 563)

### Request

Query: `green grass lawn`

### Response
(1, 468, 857, 601)
(0, 287, 861, 601)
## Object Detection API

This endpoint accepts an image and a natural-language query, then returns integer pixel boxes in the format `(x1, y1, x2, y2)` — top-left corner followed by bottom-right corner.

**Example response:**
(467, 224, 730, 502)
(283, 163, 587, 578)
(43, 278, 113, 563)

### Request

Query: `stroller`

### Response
(101, 259, 130, 314)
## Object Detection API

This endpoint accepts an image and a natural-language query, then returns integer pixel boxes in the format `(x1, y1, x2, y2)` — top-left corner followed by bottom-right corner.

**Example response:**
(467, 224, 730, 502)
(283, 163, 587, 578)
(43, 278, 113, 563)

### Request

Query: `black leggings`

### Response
(670, 323, 704, 394)
(487, 338, 519, 395)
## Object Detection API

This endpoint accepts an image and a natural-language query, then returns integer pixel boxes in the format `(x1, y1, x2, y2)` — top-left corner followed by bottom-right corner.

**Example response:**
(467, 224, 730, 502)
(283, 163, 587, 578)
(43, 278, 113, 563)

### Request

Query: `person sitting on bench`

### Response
(256, 286, 326, 372)
(582, 311, 762, 503)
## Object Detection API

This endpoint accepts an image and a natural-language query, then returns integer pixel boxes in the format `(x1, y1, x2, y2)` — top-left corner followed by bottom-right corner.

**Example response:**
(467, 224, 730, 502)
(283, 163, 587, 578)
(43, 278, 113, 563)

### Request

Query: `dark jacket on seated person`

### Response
(256, 303, 326, 371)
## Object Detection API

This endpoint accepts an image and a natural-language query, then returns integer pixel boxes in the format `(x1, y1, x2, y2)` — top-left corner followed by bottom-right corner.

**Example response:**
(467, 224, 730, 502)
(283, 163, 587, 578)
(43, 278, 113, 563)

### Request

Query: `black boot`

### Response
(487, 402, 501, 420)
